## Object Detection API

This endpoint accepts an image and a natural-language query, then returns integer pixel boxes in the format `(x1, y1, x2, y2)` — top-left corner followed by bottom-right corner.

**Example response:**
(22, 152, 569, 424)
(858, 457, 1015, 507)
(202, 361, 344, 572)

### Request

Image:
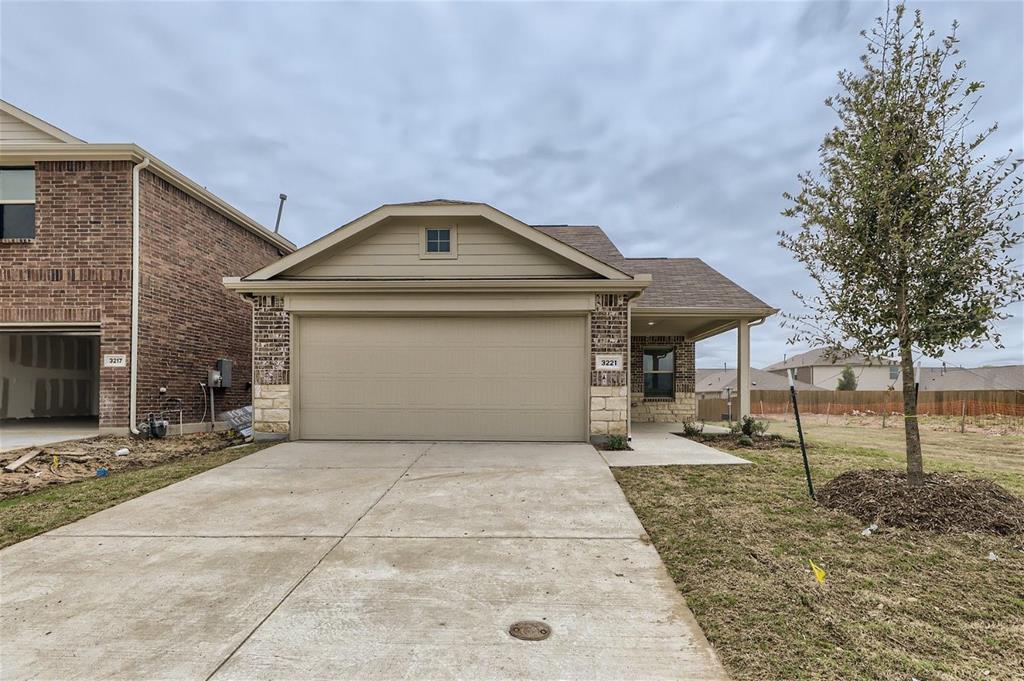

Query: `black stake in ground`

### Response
(788, 369, 815, 500)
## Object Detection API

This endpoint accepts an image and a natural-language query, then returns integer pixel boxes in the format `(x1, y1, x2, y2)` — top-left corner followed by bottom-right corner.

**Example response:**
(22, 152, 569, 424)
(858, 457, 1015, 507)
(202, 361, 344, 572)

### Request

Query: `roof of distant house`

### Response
(918, 365, 1024, 391)
(763, 347, 898, 371)
(695, 367, 824, 393)
(535, 225, 775, 312)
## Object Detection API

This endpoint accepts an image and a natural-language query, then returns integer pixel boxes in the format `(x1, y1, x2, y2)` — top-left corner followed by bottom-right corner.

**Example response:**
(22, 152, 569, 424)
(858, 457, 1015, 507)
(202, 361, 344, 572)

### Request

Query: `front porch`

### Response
(629, 309, 762, 425)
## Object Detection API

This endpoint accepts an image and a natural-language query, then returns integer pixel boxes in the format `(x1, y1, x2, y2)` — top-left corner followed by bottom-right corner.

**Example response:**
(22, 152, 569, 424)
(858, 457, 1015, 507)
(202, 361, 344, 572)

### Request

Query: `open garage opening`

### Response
(0, 331, 100, 450)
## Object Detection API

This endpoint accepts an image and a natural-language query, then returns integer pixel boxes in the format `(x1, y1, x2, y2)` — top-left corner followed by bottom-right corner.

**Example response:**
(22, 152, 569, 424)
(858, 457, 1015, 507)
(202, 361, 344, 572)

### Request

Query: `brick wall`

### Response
(1, 160, 283, 431)
(137, 170, 283, 425)
(589, 294, 629, 441)
(630, 335, 696, 422)
(0, 161, 133, 427)
(251, 295, 291, 435)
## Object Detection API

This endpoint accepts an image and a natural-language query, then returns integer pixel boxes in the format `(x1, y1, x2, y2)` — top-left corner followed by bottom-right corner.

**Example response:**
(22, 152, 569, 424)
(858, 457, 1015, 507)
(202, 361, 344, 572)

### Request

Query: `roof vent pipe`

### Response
(274, 193, 287, 233)
(129, 156, 151, 435)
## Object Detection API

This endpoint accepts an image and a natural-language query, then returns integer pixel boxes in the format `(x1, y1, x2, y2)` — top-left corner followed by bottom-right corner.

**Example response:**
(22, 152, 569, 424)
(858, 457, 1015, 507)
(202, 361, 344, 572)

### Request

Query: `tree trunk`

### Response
(900, 343, 924, 487)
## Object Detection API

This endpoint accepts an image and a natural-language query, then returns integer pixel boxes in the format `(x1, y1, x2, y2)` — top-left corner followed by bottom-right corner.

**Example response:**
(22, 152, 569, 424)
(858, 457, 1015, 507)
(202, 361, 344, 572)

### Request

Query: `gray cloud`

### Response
(2, 0, 1020, 368)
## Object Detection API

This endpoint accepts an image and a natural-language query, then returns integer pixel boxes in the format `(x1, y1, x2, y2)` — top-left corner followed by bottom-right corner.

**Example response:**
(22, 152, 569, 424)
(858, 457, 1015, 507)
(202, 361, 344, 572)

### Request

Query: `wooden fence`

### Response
(697, 389, 1024, 422)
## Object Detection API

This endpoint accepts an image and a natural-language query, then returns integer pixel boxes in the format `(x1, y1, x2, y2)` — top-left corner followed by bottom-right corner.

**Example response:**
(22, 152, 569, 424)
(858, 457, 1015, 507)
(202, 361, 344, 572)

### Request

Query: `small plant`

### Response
(740, 415, 769, 438)
(606, 434, 628, 451)
(682, 421, 704, 437)
(738, 435, 754, 447)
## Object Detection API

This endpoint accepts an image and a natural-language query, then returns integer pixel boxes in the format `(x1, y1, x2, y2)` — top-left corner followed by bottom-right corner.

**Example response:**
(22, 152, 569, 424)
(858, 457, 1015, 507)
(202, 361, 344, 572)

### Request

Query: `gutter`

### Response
(0, 143, 295, 253)
(129, 156, 151, 435)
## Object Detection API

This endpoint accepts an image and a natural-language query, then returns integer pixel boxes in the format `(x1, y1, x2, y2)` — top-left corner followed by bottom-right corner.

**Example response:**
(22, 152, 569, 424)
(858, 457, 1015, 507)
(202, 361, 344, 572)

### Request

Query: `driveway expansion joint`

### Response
(204, 441, 435, 681)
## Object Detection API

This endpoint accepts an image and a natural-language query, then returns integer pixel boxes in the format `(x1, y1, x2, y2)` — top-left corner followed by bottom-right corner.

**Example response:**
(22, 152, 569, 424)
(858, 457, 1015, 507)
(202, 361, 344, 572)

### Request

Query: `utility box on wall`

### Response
(208, 358, 232, 389)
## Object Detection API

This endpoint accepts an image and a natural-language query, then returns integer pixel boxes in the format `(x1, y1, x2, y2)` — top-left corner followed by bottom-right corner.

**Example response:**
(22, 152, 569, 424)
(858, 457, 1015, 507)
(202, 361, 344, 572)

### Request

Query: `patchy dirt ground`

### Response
(0, 432, 238, 499)
(818, 469, 1024, 535)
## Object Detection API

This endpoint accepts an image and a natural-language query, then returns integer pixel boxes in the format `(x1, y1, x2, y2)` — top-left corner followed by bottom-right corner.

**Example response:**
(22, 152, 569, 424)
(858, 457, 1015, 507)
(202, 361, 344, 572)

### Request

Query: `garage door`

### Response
(295, 316, 587, 441)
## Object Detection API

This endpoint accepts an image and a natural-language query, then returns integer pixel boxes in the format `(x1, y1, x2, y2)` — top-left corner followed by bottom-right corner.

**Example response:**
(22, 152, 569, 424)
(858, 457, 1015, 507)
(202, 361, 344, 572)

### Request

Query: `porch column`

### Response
(736, 319, 750, 418)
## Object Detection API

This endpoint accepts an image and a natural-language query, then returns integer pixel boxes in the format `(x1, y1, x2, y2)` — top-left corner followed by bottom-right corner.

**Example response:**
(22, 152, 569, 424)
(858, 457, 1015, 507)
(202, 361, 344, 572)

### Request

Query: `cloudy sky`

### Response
(2, 0, 1021, 368)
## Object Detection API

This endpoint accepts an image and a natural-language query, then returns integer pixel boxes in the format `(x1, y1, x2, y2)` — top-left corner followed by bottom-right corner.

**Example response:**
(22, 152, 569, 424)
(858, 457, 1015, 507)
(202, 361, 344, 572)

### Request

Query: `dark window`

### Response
(889, 366, 900, 380)
(643, 347, 674, 397)
(425, 228, 450, 253)
(0, 168, 35, 239)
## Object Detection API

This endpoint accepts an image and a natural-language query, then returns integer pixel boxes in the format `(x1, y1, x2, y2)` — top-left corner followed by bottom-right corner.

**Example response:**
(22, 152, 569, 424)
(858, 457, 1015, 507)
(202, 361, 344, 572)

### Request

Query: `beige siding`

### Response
(0, 110, 66, 143)
(291, 216, 593, 279)
(294, 315, 588, 440)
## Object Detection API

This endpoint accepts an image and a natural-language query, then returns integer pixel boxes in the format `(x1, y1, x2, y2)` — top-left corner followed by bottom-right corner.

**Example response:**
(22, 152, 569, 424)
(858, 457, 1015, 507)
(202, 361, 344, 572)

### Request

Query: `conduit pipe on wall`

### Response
(129, 157, 151, 435)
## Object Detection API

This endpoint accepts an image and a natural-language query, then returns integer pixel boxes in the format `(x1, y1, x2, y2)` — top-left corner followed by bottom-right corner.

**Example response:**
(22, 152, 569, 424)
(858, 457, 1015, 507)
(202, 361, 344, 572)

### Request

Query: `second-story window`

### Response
(0, 168, 35, 240)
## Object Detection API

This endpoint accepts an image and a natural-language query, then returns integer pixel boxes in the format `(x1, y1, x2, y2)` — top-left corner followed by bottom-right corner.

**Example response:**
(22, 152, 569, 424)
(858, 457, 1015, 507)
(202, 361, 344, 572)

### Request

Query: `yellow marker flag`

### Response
(810, 560, 826, 584)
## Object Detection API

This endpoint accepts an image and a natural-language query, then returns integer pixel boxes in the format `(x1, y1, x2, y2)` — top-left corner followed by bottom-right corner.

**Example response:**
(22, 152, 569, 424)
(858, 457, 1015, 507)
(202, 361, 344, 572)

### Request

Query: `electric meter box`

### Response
(214, 358, 232, 388)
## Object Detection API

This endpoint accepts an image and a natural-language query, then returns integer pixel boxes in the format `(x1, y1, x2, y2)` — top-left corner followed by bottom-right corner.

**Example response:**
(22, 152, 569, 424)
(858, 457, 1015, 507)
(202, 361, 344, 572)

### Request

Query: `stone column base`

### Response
(590, 385, 628, 443)
(254, 384, 291, 435)
(630, 392, 696, 423)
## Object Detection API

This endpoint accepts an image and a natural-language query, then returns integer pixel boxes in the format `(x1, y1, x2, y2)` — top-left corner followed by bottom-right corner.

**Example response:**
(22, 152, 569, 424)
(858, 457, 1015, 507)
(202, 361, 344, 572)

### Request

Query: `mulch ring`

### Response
(0, 432, 238, 500)
(818, 469, 1024, 535)
(677, 432, 805, 451)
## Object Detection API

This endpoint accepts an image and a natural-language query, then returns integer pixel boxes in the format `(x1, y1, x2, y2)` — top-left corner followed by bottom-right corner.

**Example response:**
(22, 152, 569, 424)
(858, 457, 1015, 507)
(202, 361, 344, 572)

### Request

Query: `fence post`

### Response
(960, 400, 966, 434)
(826, 401, 831, 425)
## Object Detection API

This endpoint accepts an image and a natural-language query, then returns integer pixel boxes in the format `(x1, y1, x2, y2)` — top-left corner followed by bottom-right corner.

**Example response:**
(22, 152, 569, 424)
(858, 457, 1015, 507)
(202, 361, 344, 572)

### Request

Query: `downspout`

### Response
(129, 157, 151, 435)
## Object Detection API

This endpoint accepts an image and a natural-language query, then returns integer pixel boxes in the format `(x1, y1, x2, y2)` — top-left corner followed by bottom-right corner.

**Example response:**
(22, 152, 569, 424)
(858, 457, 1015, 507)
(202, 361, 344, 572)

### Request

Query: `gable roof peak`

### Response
(0, 98, 83, 144)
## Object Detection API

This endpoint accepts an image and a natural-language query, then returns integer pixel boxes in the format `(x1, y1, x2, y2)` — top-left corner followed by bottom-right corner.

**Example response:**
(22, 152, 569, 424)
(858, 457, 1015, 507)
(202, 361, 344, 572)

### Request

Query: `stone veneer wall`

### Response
(590, 294, 630, 440)
(252, 295, 291, 436)
(630, 335, 697, 423)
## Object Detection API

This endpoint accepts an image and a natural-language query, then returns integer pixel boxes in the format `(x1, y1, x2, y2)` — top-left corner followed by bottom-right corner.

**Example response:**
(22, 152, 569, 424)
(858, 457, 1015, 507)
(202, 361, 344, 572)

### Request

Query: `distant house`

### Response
(763, 348, 901, 391)
(917, 365, 1024, 391)
(695, 368, 823, 397)
(763, 348, 1022, 392)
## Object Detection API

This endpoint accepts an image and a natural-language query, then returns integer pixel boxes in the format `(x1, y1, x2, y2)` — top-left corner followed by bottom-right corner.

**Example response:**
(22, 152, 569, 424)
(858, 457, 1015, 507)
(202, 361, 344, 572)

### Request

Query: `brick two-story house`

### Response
(0, 100, 294, 435)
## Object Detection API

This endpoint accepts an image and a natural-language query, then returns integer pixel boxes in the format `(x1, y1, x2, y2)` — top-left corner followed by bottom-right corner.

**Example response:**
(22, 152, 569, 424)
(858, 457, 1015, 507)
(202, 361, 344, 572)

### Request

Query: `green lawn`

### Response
(614, 424, 1024, 680)
(0, 442, 271, 549)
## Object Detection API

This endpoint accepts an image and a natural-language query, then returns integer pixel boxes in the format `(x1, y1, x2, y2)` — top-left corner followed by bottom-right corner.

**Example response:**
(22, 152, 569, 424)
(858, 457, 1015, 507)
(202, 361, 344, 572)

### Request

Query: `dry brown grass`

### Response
(614, 424, 1024, 680)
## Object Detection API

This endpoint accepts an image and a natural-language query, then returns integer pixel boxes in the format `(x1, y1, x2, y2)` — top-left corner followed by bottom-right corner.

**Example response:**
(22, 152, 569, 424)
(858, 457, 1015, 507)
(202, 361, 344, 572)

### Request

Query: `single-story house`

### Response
(225, 200, 776, 442)
(695, 367, 823, 397)
(916, 365, 1024, 391)
(0, 99, 294, 434)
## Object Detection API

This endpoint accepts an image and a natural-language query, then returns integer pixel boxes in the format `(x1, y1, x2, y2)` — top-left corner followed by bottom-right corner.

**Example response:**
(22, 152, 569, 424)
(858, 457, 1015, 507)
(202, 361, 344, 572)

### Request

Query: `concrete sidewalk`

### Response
(0, 441, 727, 681)
(601, 422, 750, 467)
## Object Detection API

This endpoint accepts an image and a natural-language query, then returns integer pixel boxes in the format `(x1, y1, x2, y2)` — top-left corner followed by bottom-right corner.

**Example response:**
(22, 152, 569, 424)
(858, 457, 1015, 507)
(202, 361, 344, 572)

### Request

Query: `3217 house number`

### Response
(595, 354, 623, 371)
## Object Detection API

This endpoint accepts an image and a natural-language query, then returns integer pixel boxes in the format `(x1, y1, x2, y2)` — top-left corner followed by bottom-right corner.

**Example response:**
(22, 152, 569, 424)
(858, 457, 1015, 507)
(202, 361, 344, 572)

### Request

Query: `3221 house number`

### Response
(595, 354, 623, 371)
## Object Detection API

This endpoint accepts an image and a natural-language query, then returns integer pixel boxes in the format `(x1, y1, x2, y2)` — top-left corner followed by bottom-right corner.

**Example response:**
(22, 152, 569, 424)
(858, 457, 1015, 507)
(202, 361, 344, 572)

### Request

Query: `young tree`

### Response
(837, 366, 858, 391)
(779, 3, 1024, 487)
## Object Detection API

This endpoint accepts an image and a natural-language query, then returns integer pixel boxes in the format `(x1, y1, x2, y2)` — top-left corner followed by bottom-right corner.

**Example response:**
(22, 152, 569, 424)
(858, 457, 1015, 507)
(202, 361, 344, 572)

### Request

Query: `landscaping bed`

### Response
(677, 431, 805, 451)
(0, 432, 239, 499)
(615, 427, 1024, 680)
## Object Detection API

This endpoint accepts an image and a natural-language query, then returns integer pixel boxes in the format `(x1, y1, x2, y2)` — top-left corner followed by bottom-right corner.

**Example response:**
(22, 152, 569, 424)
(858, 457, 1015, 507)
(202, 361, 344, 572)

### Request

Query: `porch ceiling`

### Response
(631, 308, 774, 341)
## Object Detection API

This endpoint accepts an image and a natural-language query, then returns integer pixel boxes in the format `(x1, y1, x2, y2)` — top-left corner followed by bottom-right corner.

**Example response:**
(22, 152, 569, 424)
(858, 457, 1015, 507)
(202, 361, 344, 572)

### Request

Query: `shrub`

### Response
(737, 435, 754, 447)
(682, 421, 704, 436)
(606, 434, 628, 450)
(740, 415, 769, 438)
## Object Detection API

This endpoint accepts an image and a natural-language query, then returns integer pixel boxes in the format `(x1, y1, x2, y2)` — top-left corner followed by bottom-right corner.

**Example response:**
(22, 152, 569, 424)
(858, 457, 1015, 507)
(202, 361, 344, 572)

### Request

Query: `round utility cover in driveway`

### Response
(509, 620, 551, 641)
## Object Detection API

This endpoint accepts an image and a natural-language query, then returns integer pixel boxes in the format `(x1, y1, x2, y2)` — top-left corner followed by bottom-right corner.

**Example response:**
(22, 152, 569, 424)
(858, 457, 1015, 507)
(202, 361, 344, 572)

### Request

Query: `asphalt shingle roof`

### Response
(695, 368, 824, 393)
(534, 225, 774, 312)
(762, 348, 897, 371)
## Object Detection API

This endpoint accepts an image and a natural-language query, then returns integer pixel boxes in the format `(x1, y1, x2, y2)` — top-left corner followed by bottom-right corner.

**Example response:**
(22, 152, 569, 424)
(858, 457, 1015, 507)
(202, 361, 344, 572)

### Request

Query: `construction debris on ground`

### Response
(0, 432, 239, 499)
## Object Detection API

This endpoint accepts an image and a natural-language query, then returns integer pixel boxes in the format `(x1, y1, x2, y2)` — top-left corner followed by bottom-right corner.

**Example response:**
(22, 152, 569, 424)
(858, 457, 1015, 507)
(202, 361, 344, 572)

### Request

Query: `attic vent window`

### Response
(426, 229, 450, 252)
(420, 226, 457, 259)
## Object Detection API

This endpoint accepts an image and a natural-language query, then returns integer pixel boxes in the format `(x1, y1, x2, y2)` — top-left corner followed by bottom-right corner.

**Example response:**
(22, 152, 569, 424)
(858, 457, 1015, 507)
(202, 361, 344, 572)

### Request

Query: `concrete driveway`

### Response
(0, 441, 725, 680)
